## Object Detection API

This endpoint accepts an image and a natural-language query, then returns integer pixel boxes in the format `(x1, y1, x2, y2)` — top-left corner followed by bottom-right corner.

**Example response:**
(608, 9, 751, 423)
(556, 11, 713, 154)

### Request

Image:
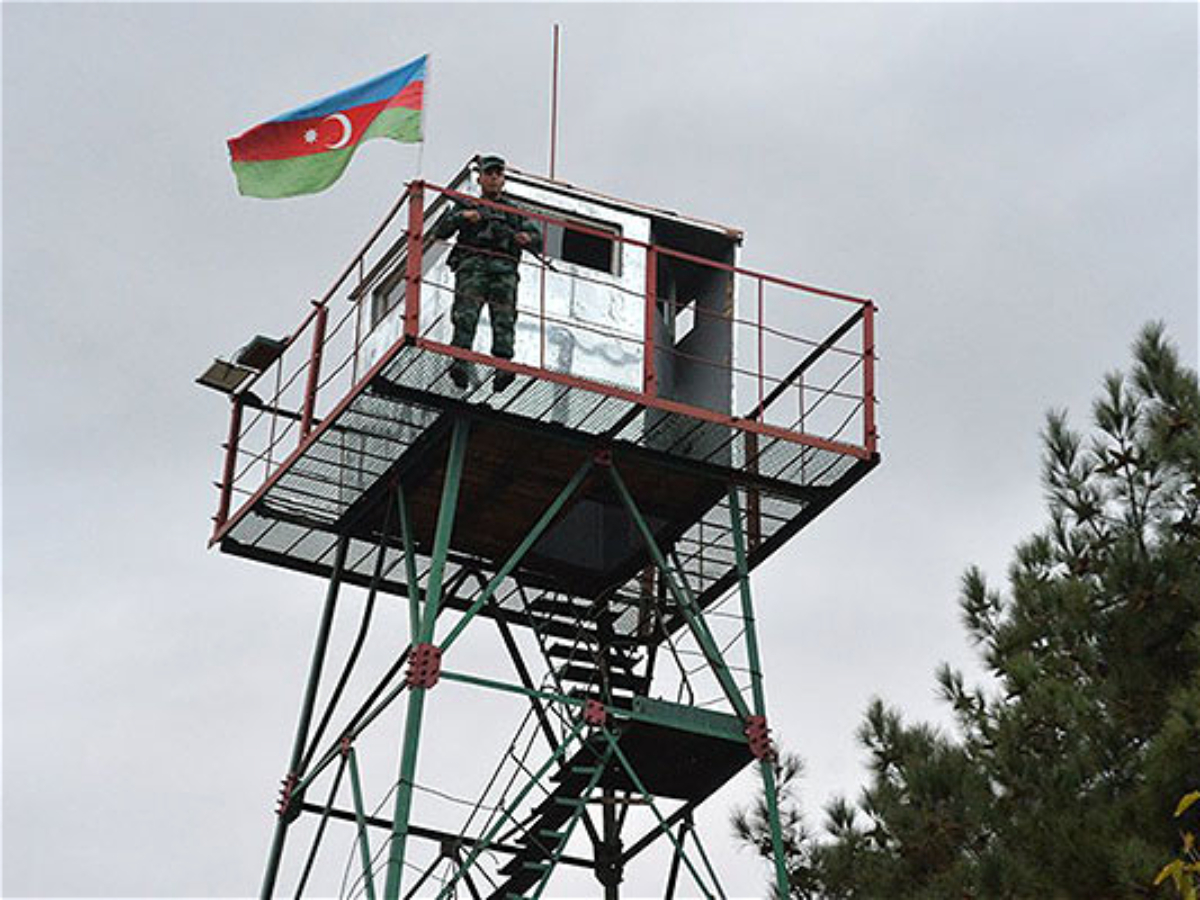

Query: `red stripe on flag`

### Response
(387, 81, 423, 111)
(229, 97, 393, 163)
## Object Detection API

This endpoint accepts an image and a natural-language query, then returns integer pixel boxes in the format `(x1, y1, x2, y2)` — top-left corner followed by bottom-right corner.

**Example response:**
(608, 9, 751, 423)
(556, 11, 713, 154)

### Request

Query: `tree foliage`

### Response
(1156, 791, 1200, 900)
(735, 324, 1200, 898)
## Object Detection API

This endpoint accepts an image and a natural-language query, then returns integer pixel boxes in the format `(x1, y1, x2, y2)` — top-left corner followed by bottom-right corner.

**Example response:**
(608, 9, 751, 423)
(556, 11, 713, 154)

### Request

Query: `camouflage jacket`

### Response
(432, 193, 543, 274)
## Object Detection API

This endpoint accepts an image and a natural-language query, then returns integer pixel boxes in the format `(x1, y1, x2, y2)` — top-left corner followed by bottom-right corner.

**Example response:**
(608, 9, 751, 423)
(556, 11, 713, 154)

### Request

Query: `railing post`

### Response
(214, 393, 244, 535)
(299, 301, 328, 442)
(404, 181, 424, 341)
(352, 258, 365, 384)
(863, 301, 877, 455)
(757, 278, 765, 418)
(539, 264, 547, 371)
(643, 246, 657, 397)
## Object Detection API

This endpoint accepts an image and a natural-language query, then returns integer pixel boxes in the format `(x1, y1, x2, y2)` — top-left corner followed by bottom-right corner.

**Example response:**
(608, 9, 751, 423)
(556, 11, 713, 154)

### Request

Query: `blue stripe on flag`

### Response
(271, 55, 427, 123)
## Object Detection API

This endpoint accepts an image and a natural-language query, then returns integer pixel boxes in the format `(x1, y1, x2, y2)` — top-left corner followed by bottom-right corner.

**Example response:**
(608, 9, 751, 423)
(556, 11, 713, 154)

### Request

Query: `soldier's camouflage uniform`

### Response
(433, 194, 542, 362)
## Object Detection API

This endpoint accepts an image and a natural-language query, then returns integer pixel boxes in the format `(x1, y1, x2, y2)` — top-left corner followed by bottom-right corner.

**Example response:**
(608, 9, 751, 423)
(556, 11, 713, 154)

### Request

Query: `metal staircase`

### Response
(488, 737, 613, 900)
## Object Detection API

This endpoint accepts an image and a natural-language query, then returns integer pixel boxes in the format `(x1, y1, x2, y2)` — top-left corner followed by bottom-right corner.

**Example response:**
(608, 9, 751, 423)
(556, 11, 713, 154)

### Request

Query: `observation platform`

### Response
(207, 168, 878, 644)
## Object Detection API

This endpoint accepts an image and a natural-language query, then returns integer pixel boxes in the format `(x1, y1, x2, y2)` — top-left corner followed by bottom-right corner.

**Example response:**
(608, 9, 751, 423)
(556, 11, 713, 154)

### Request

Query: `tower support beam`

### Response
(259, 534, 350, 900)
(729, 486, 790, 897)
(606, 464, 751, 720)
(437, 453, 596, 654)
(599, 728, 720, 900)
(346, 746, 378, 900)
(382, 417, 471, 900)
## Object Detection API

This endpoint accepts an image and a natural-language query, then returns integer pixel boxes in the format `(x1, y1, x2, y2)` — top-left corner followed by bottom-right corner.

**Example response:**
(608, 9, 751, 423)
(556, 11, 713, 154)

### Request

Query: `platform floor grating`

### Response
(216, 342, 876, 640)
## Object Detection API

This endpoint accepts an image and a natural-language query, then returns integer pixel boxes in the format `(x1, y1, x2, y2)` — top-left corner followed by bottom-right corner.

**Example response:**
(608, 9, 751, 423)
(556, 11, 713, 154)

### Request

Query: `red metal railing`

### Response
(212, 180, 878, 538)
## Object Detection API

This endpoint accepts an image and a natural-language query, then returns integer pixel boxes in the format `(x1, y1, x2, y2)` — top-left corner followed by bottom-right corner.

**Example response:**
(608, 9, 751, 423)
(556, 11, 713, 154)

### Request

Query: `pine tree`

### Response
(734, 324, 1200, 898)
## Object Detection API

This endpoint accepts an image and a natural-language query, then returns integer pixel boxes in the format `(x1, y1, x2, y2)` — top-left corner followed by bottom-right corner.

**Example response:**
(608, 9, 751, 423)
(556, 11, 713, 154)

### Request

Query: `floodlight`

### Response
(236, 335, 287, 372)
(196, 359, 256, 395)
(196, 335, 286, 396)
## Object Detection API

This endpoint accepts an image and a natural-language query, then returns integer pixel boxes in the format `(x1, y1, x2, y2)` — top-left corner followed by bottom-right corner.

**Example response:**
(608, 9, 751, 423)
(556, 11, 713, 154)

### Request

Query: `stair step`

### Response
(499, 856, 542, 877)
(540, 620, 600, 643)
(527, 797, 578, 832)
(550, 761, 612, 787)
(499, 841, 552, 874)
(545, 643, 639, 671)
(557, 665, 646, 692)
(530, 598, 597, 619)
(545, 643, 593, 661)
(490, 870, 541, 898)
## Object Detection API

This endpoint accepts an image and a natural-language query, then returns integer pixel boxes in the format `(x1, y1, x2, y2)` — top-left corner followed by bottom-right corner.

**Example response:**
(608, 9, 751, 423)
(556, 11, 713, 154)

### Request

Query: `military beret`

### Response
(478, 154, 506, 172)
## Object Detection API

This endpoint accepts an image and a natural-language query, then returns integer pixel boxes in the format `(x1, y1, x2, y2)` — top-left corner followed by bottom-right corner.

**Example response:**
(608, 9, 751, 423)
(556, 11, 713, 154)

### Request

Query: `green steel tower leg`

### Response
(663, 818, 687, 900)
(382, 418, 470, 900)
(395, 483, 422, 641)
(600, 729, 718, 900)
(290, 454, 596, 808)
(345, 746, 378, 900)
(728, 487, 790, 897)
(259, 535, 350, 899)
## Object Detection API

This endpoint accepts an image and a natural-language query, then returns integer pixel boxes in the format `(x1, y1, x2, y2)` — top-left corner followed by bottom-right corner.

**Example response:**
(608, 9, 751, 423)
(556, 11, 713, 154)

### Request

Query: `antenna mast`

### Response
(549, 24, 560, 179)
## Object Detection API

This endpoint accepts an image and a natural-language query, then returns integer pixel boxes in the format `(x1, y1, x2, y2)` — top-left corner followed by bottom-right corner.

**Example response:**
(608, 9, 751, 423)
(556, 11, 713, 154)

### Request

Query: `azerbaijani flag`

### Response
(227, 55, 427, 199)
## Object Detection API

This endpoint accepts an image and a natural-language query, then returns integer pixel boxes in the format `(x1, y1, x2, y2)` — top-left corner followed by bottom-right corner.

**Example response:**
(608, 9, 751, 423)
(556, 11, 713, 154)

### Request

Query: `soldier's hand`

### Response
(462, 210, 483, 223)
(515, 232, 532, 247)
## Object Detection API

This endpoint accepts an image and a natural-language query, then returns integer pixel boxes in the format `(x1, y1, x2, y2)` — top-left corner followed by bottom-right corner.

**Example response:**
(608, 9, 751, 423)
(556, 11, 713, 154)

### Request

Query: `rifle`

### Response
(473, 203, 559, 273)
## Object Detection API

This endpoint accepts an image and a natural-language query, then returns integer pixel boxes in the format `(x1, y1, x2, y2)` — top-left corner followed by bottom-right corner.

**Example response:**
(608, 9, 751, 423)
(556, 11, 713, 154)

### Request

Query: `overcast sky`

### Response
(3, 3, 1197, 898)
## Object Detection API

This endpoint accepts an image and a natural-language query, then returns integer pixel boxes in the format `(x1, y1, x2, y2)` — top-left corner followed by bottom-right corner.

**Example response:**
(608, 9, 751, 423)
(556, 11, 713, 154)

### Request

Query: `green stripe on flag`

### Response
(363, 106, 423, 143)
(231, 108, 421, 199)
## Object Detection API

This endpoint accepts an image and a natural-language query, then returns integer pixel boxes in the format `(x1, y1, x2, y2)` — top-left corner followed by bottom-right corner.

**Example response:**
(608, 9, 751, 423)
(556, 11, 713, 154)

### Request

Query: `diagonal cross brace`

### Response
(525, 739, 617, 900)
(434, 719, 589, 900)
(438, 454, 596, 654)
(606, 464, 751, 720)
(599, 728, 723, 900)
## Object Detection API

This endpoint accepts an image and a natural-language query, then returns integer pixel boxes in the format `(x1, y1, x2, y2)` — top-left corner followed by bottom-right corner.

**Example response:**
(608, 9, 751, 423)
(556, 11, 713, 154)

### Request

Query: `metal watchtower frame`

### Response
(202, 161, 879, 899)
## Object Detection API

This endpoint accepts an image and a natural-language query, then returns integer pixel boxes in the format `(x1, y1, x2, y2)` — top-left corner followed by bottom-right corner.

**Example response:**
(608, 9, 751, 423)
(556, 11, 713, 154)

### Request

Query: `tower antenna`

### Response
(549, 24, 560, 179)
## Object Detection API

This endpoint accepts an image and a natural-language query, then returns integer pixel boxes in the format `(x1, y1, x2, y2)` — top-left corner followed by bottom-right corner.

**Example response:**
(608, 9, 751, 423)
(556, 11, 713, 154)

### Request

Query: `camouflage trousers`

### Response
(450, 268, 519, 360)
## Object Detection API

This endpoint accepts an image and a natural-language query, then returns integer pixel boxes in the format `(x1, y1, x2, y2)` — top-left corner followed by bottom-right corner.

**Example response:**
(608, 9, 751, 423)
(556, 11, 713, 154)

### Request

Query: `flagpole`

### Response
(416, 54, 430, 179)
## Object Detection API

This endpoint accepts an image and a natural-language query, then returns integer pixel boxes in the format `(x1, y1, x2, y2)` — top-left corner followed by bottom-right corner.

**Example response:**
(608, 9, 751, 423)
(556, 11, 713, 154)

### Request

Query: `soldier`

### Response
(432, 154, 543, 391)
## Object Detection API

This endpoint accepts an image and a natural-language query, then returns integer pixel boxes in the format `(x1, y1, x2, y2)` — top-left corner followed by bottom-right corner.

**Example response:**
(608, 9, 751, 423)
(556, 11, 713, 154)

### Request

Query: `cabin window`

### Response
(560, 223, 617, 273)
(526, 204, 621, 276)
(673, 301, 696, 344)
(371, 286, 396, 329)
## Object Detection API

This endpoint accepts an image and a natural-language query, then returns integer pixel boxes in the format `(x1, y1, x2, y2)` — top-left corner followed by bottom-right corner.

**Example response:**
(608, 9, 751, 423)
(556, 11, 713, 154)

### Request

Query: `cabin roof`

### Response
(438, 158, 744, 244)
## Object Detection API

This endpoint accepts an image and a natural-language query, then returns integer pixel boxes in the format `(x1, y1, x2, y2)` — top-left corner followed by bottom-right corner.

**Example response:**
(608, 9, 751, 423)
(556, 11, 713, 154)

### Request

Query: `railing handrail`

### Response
(426, 182, 873, 307)
(212, 178, 878, 543)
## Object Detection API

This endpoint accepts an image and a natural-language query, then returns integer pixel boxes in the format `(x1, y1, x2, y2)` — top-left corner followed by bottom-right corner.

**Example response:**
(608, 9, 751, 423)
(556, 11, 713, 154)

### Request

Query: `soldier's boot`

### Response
(493, 367, 515, 392)
(449, 359, 469, 389)
(491, 301, 517, 392)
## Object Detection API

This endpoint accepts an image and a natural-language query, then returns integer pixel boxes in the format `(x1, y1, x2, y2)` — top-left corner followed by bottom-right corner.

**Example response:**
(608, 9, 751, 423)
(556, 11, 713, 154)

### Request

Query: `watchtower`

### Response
(202, 159, 879, 899)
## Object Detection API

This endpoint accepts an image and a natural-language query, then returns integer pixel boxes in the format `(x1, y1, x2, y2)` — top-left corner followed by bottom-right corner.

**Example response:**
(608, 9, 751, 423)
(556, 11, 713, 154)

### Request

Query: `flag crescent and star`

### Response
(227, 54, 427, 199)
(322, 114, 352, 149)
